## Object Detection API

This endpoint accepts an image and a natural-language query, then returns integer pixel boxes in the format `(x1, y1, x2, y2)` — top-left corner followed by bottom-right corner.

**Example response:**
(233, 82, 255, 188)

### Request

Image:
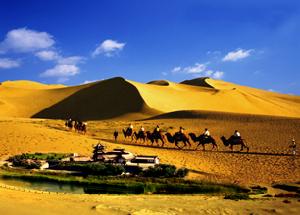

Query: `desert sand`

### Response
(0, 77, 300, 214)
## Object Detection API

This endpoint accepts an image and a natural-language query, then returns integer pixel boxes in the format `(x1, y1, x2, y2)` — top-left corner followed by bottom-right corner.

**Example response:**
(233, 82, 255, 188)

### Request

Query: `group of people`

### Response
(122, 124, 242, 139)
(114, 123, 297, 155)
(65, 118, 87, 133)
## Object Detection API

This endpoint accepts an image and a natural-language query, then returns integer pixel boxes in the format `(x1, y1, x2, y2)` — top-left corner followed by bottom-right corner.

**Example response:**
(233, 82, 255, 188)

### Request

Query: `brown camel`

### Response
(133, 131, 147, 143)
(122, 128, 134, 141)
(221, 136, 249, 152)
(165, 132, 191, 149)
(146, 131, 165, 147)
(189, 133, 218, 151)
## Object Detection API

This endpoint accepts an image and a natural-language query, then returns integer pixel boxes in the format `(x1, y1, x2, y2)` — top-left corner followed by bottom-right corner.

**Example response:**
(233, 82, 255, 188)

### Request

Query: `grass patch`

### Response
(0, 168, 249, 195)
(8, 152, 70, 162)
(224, 193, 250, 200)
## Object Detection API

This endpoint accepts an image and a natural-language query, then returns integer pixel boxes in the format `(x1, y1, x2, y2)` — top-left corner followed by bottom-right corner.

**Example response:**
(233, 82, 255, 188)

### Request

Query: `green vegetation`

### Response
(142, 164, 188, 178)
(272, 183, 300, 194)
(9, 152, 70, 161)
(9, 153, 71, 169)
(8, 153, 189, 178)
(224, 193, 250, 200)
(0, 168, 249, 195)
(52, 162, 125, 176)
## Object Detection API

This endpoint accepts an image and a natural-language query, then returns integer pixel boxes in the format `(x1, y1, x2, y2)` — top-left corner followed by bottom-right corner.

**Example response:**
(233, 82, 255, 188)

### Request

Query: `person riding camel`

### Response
(127, 123, 133, 133)
(154, 125, 160, 133)
(139, 126, 145, 135)
(179, 126, 185, 134)
(203, 128, 210, 138)
(233, 130, 241, 140)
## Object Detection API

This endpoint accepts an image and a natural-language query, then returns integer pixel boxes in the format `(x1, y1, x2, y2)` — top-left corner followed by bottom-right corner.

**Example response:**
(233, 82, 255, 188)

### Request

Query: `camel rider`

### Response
(203, 128, 210, 138)
(233, 130, 241, 140)
(127, 123, 133, 132)
(179, 126, 185, 134)
(154, 125, 160, 133)
(139, 126, 145, 134)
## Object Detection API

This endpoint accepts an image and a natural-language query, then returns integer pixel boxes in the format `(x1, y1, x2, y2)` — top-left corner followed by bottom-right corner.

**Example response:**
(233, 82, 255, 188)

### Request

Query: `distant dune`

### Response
(0, 77, 299, 119)
(180, 77, 213, 88)
(147, 80, 170, 86)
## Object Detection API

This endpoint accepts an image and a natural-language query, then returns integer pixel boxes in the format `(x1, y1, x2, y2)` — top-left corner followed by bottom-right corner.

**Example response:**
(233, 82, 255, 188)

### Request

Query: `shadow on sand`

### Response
(99, 138, 299, 157)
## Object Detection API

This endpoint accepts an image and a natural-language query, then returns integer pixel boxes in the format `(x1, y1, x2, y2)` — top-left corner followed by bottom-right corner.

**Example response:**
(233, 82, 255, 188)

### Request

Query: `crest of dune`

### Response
(0, 77, 299, 119)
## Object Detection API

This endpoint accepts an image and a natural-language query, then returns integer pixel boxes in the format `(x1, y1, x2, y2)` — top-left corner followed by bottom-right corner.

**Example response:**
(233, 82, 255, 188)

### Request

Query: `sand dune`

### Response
(129, 78, 300, 118)
(0, 77, 299, 120)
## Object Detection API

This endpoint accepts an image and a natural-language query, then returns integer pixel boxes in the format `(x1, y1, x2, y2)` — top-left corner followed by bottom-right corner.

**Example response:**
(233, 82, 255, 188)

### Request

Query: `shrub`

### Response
(224, 193, 250, 200)
(142, 164, 176, 178)
(141, 164, 189, 178)
(53, 162, 125, 176)
(175, 168, 189, 178)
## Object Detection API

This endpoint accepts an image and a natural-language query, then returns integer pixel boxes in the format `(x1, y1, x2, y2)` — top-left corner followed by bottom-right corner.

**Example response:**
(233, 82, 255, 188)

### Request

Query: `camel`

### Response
(122, 128, 134, 141)
(165, 132, 191, 149)
(133, 131, 147, 143)
(65, 119, 73, 130)
(221, 136, 249, 152)
(74, 121, 87, 134)
(146, 131, 165, 147)
(189, 133, 218, 151)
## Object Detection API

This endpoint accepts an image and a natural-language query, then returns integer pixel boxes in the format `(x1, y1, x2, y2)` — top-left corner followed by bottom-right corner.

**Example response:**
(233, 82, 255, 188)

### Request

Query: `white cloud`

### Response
(0, 28, 55, 53)
(171, 62, 224, 80)
(40, 64, 79, 78)
(222, 49, 253, 62)
(162, 72, 168, 76)
(212, 71, 224, 79)
(92, 39, 125, 57)
(204, 70, 213, 76)
(58, 56, 85, 65)
(82, 80, 98, 84)
(171, 67, 181, 73)
(35, 50, 60, 61)
(184, 63, 207, 74)
(0, 58, 20, 69)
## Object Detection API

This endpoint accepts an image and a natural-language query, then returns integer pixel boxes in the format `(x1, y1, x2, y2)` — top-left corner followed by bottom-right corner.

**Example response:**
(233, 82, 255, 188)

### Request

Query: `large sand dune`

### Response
(0, 77, 299, 120)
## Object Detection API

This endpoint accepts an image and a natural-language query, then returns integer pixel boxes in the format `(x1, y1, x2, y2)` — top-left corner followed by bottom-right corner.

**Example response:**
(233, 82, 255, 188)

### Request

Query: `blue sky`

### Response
(0, 0, 299, 94)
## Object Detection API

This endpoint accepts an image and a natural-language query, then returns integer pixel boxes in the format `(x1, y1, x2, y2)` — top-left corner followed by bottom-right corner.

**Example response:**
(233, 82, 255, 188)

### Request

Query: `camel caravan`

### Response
(119, 124, 249, 152)
(65, 118, 87, 134)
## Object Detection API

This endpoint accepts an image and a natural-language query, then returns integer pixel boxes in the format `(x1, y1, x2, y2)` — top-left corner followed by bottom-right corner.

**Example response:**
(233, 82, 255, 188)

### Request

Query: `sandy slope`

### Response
(1, 187, 300, 215)
(129, 78, 300, 117)
(0, 77, 300, 120)
(0, 117, 299, 214)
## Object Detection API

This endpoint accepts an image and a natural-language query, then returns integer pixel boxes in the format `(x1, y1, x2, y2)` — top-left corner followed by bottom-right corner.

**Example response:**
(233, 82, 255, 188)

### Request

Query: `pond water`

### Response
(0, 177, 85, 194)
(0, 176, 143, 194)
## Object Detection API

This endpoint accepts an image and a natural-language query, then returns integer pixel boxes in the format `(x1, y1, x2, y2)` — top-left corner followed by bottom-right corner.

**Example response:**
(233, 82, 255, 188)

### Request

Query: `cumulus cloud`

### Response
(0, 58, 20, 69)
(172, 63, 208, 74)
(40, 64, 79, 79)
(92, 39, 125, 57)
(212, 71, 224, 79)
(222, 49, 253, 62)
(171, 62, 224, 80)
(183, 63, 207, 74)
(58, 56, 85, 65)
(35, 50, 60, 61)
(171, 67, 181, 73)
(0, 28, 55, 53)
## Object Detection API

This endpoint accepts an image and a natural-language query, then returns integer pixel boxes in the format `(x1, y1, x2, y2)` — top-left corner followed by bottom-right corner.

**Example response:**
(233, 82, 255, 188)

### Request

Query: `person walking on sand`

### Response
(113, 130, 118, 142)
(289, 138, 297, 155)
